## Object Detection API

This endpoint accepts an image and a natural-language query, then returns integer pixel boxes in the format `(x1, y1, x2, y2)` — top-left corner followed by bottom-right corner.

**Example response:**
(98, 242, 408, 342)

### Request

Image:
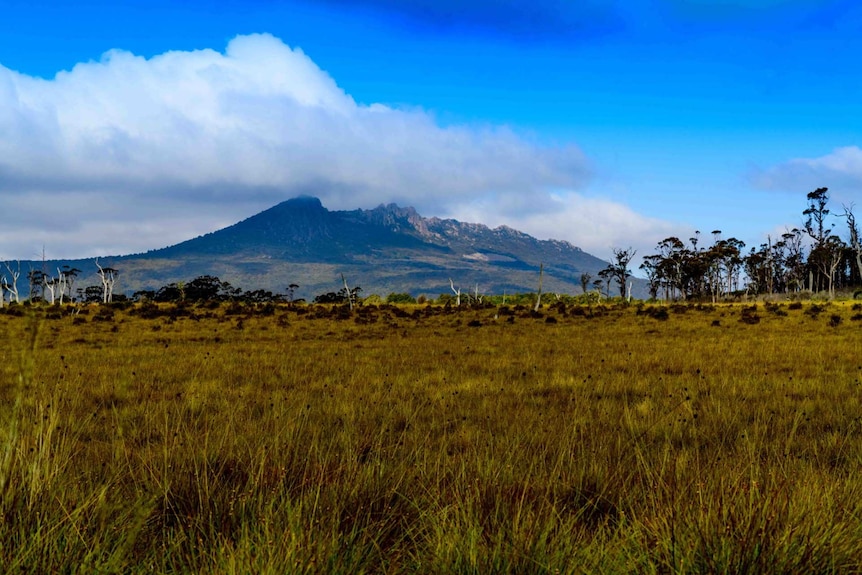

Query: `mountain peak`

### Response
(275, 195, 325, 212)
(287, 195, 322, 206)
(109, 195, 619, 297)
(358, 202, 433, 237)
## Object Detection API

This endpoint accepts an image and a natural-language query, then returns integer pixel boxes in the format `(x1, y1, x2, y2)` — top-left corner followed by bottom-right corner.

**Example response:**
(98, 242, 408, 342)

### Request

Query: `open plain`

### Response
(2, 299, 862, 573)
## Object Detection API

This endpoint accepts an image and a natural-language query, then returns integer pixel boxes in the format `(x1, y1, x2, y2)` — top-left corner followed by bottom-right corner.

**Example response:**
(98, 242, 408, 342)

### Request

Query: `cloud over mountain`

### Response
(0, 33, 680, 260)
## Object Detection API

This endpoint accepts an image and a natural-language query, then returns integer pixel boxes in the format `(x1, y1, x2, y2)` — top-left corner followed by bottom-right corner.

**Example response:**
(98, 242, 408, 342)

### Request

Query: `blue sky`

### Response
(1, 0, 861, 262)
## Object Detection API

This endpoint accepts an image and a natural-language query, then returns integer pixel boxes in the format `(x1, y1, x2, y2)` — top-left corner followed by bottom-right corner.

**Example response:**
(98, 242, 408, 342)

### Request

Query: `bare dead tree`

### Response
(842, 204, 862, 284)
(824, 236, 844, 299)
(56, 272, 66, 304)
(449, 278, 461, 306)
(58, 266, 80, 304)
(341, 273, 355, 311)
(44, 276, 59, 305)
(809, 236, 844, 299)
(534, 263, 544, 312)
(95, 259, 118, 303)
(3, 262, 20, 303)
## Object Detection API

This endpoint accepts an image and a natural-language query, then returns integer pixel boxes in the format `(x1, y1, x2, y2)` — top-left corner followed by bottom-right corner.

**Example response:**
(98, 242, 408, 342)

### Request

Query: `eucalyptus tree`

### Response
(704, 235, 745, 302)
(596, 267, 613, 298)
(58, 266, 81, 304)
(743, 245, 768, 295)
(803, 187, 836, 292)
(816, 235, 847, 298)
(286, 283, 300, 304)
(719, 237, 746, 296)
(184, 275, 240, 302)
(804, 187, 833, 247)
(652, 237, 687, 300)
(95, 260, 118, 303)
(841, 205, 862, 285)
(642, 234, 744, 301)
(780, 229, 806, 292)
(637, 187, 856, 299)
(79, 285, 104, 303)
(27, 268, 46, 301)
(607, 247, 636, 298)
(639, 255, 662, 300)
(578, 272, 592, 295)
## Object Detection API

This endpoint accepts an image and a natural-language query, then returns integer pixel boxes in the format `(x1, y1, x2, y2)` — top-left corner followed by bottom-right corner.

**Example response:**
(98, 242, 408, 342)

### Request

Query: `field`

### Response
(2, 299, 862, 573)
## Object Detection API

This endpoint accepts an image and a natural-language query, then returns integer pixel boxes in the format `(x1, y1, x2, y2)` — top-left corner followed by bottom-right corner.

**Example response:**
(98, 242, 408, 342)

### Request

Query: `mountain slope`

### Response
(9, 196, 620, 299)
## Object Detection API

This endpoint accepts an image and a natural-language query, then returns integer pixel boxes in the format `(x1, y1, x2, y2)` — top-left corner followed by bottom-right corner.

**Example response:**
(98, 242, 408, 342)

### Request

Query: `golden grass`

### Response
(2, 300, 862, 573)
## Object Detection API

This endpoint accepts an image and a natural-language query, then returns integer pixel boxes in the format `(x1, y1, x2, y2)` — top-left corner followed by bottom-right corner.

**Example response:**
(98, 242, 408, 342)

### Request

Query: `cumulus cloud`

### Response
(751, 146, 862, 194)
(449, 191, 687, 262)
(0, 33, 682, 260)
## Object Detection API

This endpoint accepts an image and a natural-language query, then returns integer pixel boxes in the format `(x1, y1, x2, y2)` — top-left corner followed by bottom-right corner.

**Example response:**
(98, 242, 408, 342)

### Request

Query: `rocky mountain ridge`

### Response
(8, 196, 621, 299)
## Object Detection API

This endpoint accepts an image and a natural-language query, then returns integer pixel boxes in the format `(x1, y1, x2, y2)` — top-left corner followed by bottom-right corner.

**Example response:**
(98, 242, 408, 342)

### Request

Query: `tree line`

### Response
(3, 188, 861, 307)
(0, 259, 119, 307)
(589, 187, 862, 302)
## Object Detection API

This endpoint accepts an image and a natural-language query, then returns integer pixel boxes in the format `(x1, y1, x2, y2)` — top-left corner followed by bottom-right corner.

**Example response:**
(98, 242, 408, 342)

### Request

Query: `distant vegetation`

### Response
(636, 187, 862, 301)
(3, 187, 861, 306)
(3, 299, 862, 572)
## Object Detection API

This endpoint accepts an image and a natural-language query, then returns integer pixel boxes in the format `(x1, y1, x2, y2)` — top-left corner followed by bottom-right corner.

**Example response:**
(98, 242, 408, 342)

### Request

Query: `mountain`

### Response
(8, 196, 623, 300)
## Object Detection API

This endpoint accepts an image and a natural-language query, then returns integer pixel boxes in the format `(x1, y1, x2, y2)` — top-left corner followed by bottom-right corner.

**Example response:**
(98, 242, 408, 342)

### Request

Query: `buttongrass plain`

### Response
(1, 299, 862, 573)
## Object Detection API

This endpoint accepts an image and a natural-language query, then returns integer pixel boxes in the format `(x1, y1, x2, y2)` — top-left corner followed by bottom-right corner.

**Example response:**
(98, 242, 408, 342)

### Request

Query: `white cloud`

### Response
(449, 191, 688, 262)
(0, 33, 679, 260)
(752, 146, 862, 194)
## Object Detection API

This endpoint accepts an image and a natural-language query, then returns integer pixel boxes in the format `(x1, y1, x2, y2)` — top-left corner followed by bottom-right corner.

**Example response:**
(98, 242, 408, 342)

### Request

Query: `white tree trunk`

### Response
(95, 259, 116, 303)
(342, 273, 354, 311)
(57, 269, 67, 305)
(449, 278, 461, 306)
(46, 281, 57, 305)
(3, 262, 20, 303)
(534, 263, 544, 312)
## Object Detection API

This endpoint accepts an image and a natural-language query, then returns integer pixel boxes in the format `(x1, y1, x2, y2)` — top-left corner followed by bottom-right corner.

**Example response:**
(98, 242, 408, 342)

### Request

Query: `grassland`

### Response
(2, 299, 862, 573)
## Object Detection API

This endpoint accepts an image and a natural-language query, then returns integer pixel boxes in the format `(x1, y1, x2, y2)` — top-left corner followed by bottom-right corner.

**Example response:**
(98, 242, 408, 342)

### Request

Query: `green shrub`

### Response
(386, 292, 416, 304)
